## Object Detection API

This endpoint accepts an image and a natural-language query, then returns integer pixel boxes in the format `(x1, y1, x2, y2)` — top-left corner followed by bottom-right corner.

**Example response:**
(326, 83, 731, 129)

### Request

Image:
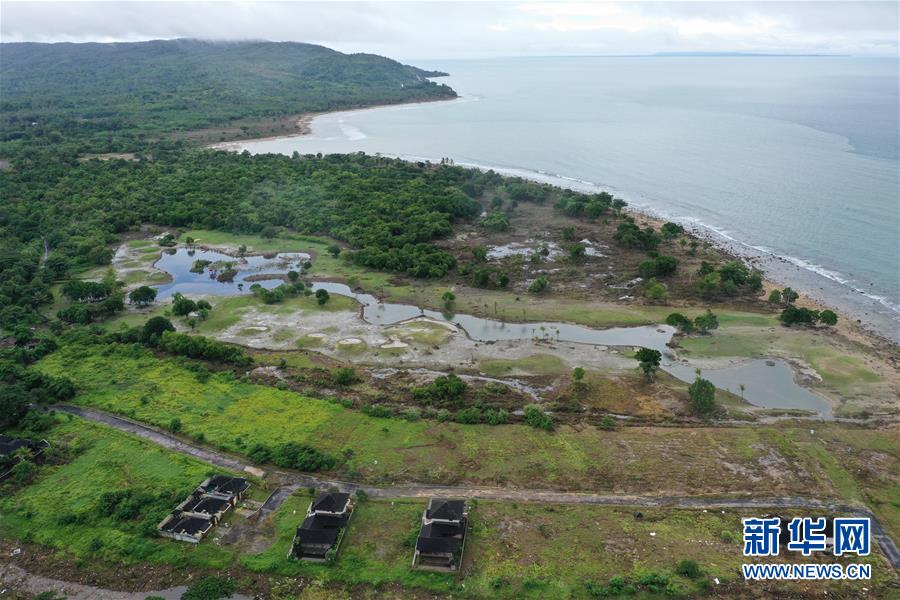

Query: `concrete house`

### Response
(158, 474, 250, 543)
(412, 498, 468, 571)
(158, 511, 214, 543)
(289, 492, 353, 561)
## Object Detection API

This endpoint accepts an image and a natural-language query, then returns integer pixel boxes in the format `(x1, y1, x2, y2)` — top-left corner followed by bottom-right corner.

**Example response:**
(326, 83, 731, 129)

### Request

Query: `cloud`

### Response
(0, 1, 896, 58)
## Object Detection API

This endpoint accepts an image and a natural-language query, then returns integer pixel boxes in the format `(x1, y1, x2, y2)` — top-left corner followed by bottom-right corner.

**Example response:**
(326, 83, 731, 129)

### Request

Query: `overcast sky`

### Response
(2, 1, 897, 59)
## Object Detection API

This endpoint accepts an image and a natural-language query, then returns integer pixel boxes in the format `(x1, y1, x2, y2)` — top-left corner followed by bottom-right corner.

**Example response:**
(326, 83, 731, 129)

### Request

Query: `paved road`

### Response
(52, 404, 900, 568)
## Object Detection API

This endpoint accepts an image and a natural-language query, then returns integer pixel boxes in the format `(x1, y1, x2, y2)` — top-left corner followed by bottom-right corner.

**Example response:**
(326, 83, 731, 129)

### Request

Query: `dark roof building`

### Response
(158, 512, 214, 543)
(310, 492, 350, 515)
(200, 475, 250, 499)
(289, 493, 354, 561)
(0, 435, 48, 457)
(425, 499, 465, 523)
(413, 498, 468, 572)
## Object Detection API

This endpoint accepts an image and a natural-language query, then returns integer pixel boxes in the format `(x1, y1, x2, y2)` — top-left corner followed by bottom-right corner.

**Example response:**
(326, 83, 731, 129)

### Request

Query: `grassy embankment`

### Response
(2, 417, 893, 598)
(34, 343, 896, 506)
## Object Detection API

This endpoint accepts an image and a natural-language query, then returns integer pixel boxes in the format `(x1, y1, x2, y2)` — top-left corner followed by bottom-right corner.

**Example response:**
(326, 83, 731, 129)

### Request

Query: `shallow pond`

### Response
(153, 248, 310, 299)
(152, 248, 833, 417)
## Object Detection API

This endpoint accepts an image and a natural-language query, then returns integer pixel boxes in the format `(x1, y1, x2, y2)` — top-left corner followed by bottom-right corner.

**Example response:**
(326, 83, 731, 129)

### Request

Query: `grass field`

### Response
(0, 418, 239, 568)
(33, 342, 879, 501)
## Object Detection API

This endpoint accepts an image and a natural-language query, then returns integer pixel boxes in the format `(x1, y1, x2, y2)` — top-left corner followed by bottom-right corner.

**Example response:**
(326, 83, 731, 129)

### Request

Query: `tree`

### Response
(666, 313, 694, 333)
(171, 292, 197, 316)
(572, 367, 585, 381)
(819, 309, 838, 326)
(128, 286, 157, 306)
(693, 310, 719, 334)
(472, 246, 487, 263)
(779, 305, 819, 326)
(315, 288, 330, 306)
(141, 316, 175, 343)
(782, 287, 799, 304)
(634, 347, 662, 381)
(287, 270, 299, 282)
(689, 376, 716, 414)
(327, 244, 341, 258)
(768, 289, 782, 304)
(441, 290, 455, 310)
(644, 279, 668, 302)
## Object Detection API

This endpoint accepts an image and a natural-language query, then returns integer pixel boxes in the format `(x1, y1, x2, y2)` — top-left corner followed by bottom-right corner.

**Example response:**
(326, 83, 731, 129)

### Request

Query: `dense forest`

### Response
(0, 39, 455, 156)
(0, 150, 517, 328)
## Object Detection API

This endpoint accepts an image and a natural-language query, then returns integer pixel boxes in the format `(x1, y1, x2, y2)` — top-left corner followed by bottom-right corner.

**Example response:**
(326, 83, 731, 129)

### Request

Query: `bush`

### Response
(481, 210, 510, 232)
(412, 374, 468, 406)
(524, 404, 553, 430)
(270, 443, 336, 472)
(598, 415, 616, 430)
(529, 276, 550, 294)
(675, 559, 702, 579)
(181, 577, 236, 600)
(665, 313, 694, 333)
(333, 367, 359, 386)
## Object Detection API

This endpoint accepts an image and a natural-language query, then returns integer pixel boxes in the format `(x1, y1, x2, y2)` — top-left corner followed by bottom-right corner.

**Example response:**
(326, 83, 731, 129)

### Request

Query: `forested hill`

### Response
(0, 39, 456, 155)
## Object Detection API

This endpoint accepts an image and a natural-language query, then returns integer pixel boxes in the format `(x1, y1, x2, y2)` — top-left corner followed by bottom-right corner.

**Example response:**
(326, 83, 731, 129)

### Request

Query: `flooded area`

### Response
(153, 248, 309, 298)
(152, 247, 833, 418)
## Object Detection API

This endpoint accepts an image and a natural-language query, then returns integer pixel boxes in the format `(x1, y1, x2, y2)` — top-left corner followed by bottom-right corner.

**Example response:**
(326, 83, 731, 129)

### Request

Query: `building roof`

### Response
(296, 527, 341, 547)
(416, 535, 460, 555)
(202, 475, 249, 496)
(160, 514, 213, 536)
(311, 492, 350, 514)
(426, 498, 465, 522)
(184, 495, 232, 515)
(0, 435, 42, 457)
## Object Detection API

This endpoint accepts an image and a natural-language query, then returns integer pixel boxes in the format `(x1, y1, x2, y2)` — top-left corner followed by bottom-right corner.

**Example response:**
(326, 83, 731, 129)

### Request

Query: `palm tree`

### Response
(739, 384, 746, 402)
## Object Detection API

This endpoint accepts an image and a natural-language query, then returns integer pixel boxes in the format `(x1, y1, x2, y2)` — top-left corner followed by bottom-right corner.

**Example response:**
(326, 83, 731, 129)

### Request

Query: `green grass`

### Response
(32, 342, 860, 499)
(242, 496, 455, 592)
(479, 354, 568, 377)
(0, 418, 238, 568)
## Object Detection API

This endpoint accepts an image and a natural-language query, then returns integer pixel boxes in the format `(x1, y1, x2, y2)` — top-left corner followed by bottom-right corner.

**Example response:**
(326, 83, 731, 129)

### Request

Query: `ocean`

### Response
(231, 55, 900, 341)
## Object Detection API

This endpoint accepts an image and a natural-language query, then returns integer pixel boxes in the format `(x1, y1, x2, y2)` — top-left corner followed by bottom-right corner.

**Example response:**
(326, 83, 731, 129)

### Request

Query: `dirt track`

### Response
(51, 404, 900, 568)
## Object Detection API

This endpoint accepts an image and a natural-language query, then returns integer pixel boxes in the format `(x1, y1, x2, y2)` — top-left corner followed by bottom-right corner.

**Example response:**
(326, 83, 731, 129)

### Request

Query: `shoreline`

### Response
(209, 98, 899, 353)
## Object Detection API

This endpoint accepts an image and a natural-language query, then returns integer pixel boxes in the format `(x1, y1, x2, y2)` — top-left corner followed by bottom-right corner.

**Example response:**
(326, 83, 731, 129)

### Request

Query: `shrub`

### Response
(333, 367, 359, 386)
(529, 276, 550, 294)
(598, 416, 616, 430)
(675, 559, 702, 579)
(181, 577, 236, 600)
(524, 404, 553, 430)
(665, 313, 694, 333)
(454, 407, 482, 424)
(412, 374, 468, 406)
(270, 443, 336, 472)
(481, 210, 510, 232)
(819, 309, 838, 326)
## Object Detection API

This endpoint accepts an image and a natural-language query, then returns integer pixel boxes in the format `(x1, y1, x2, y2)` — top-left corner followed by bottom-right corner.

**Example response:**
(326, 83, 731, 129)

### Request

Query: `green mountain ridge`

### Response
(0, 38, 456, 152)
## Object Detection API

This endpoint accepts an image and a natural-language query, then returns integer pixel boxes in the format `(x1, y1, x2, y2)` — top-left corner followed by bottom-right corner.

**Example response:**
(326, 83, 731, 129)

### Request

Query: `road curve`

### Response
(52, 404, 900, 568)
